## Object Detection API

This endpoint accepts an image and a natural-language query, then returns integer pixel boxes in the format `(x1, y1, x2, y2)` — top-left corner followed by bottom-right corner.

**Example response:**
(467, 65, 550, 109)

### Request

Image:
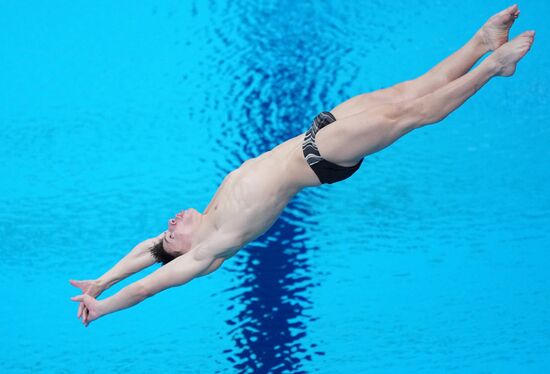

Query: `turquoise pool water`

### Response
(1, 1, 549, 372)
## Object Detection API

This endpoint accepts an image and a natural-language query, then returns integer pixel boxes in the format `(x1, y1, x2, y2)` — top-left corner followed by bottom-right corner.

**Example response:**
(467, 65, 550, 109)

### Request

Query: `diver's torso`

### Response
(202, 133, 321, 258)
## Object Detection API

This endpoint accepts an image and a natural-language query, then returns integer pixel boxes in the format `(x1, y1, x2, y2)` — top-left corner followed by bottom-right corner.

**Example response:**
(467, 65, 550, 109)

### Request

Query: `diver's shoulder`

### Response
(194, 225, 243, 261)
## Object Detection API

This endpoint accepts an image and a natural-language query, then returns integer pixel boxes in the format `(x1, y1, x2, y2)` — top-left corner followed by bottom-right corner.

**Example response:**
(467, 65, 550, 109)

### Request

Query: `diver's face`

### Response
(163, 208, 201, 256)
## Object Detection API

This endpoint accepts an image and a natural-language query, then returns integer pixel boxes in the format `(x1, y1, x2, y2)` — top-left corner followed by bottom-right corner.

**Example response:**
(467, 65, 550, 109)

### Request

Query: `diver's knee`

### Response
(384, 99, 422, 131)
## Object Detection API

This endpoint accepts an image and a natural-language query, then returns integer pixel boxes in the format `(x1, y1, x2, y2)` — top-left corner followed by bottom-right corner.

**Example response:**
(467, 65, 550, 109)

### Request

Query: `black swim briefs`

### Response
(302, 111, 364, 184)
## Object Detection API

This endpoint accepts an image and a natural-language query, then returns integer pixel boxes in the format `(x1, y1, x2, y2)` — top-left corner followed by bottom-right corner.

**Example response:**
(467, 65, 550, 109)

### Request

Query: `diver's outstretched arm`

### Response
(95, 233, 164, 290)
(69, 233, 163, 319)
(71, 247, 219, 326)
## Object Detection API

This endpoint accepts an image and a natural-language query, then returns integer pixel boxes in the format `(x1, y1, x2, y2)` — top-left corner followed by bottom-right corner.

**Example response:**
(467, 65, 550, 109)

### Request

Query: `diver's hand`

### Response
(69, 279, 104, 297)
(69, 279, 105, 319)
(70, 294, 104, 327)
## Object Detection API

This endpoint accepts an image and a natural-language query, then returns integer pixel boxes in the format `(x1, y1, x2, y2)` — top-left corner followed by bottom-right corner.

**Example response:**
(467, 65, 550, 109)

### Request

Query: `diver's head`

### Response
(150, 208, 203, 265)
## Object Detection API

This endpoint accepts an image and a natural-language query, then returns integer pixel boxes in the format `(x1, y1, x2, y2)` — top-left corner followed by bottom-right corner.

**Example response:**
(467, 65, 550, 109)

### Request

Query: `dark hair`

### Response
(150, 240, 177, 266)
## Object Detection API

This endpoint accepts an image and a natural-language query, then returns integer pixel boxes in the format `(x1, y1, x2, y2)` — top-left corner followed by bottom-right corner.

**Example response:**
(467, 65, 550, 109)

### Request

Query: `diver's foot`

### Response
(490, 31, 535, 77)
(477, 4, 520, 51)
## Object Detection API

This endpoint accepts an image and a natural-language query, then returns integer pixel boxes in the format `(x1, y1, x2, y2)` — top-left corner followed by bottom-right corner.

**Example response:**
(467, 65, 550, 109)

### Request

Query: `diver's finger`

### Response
(69, 280, 84, 290)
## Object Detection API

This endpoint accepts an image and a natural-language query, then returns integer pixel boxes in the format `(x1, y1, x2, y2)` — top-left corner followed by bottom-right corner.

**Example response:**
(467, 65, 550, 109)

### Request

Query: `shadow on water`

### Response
(219, 211, 322, 373)
(199, 1, 358, 372)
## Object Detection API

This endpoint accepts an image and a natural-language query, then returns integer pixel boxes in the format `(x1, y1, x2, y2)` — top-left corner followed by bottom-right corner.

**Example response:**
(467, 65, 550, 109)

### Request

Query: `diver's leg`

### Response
(316, 31, 534, 167)
(330, 5, 520, 120)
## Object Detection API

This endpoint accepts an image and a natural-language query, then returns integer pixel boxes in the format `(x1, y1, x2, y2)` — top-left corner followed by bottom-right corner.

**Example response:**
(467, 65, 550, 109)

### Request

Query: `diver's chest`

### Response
(234, 159, 290, 209)
(217, 160, 292, 235)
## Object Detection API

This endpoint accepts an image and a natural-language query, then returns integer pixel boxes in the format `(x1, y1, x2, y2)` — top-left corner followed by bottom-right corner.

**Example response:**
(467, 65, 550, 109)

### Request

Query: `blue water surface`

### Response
(1, 1, 549, 373)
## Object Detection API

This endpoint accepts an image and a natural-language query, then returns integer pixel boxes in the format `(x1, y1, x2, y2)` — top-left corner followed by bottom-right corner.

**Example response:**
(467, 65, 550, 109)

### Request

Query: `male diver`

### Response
(71, 5, 534, 326)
